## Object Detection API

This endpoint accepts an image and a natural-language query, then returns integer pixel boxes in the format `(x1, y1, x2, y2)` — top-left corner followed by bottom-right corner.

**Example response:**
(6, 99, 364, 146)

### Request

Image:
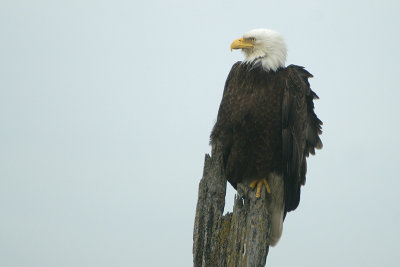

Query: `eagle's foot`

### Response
(249, 178, 271, 198)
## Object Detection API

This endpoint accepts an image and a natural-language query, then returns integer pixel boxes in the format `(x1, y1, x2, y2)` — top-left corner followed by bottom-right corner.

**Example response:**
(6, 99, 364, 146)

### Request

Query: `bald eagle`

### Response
(210, 29, 322, 246)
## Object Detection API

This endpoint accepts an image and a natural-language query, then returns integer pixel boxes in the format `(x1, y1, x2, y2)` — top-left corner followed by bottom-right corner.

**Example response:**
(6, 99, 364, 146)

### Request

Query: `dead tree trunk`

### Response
(193, 144, 271, 267)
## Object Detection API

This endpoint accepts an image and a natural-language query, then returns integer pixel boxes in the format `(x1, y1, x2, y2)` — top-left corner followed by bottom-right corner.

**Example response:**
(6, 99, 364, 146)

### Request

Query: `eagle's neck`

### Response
(244, 54, 286, 72)
(243, 43, 287, 71)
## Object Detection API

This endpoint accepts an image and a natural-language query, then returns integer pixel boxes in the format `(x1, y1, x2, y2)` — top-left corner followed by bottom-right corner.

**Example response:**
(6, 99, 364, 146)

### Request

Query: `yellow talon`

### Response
(256, 182, 262, 198)
(249, 178, 271, 198)
(263, 179, 271, 193)
(249, 180, 258, 189)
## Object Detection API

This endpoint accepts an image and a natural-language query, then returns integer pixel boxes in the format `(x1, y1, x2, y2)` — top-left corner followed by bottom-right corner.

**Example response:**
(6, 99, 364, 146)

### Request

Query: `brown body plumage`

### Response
(210, 62, 322, 214)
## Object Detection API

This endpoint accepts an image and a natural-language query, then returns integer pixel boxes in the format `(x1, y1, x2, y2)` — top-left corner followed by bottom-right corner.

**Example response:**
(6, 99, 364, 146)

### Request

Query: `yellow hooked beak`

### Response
(230, 37, 254, 51)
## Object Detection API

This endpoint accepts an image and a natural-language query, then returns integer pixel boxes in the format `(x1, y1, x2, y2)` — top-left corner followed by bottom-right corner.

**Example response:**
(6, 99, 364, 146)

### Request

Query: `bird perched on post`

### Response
(210, 29, 322, 246)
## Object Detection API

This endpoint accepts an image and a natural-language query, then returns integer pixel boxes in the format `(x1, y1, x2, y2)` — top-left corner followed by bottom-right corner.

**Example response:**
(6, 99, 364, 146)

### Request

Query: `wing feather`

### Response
(210, 62, 242, 187)
(282, 65, 323, 213)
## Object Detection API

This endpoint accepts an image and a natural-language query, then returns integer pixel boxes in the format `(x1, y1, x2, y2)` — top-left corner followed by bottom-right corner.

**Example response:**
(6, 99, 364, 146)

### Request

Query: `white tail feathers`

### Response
(269, 209, 284, 246)
(266, 173, 285, 247)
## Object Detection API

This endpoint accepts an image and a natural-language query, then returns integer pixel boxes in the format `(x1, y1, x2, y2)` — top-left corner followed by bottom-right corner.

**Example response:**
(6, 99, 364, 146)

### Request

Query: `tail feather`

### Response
(267, 173, 285, 246)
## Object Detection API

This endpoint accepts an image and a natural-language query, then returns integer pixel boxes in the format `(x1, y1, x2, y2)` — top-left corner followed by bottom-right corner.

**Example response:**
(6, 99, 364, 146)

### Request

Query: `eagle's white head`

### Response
(231, 29, 287, 71)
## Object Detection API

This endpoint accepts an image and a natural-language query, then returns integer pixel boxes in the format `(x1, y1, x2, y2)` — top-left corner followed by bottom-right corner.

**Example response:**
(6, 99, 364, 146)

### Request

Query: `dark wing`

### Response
(282, 65, 323, 213)
(210, 62, 241, 188)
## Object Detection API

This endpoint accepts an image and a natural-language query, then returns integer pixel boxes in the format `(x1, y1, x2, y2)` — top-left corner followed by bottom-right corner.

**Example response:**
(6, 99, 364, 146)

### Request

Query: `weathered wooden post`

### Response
(193, 143, 271, 267)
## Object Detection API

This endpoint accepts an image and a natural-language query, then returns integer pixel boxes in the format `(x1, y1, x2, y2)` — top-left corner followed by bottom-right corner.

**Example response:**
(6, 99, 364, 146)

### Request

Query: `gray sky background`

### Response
(1, 0, 400, 266)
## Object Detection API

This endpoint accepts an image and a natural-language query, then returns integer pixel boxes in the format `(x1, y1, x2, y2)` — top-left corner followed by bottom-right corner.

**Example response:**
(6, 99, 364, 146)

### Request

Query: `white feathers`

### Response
(269, 209, 284, 247)
(266, 172, 285, 246)
(242, 29, 287, 72)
